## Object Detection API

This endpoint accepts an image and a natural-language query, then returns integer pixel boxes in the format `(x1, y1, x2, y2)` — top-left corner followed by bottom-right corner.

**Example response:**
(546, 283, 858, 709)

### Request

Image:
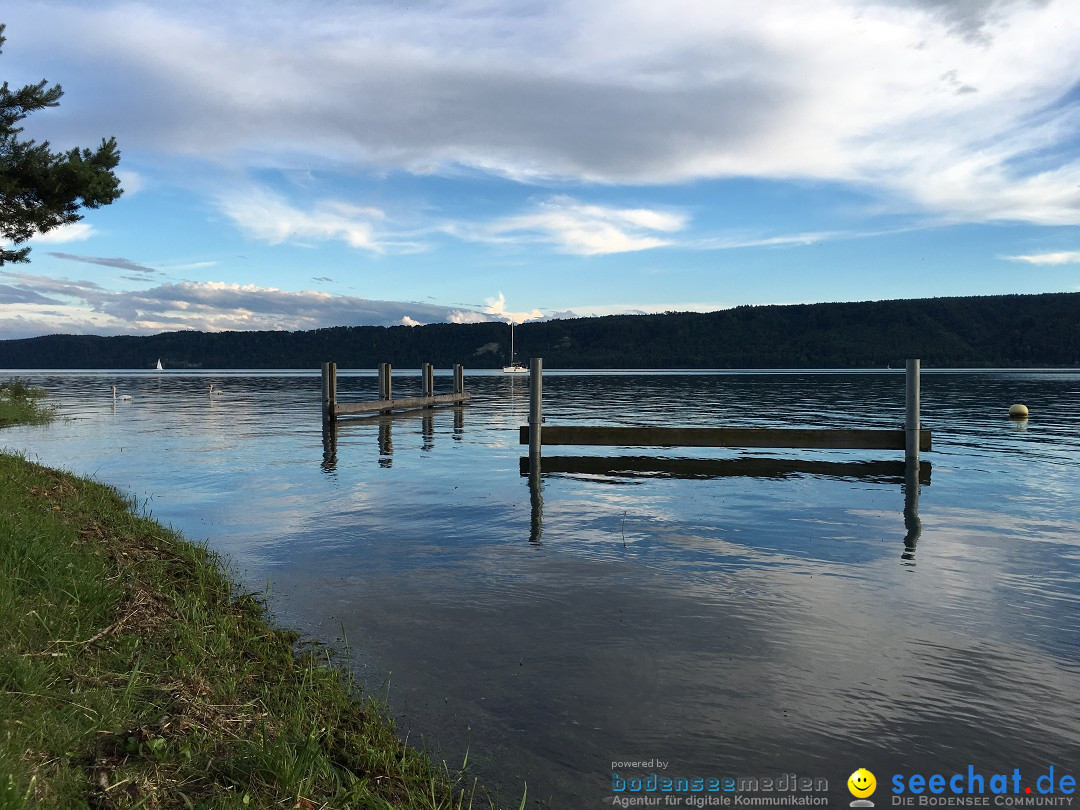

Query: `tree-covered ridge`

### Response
(2, 292, 1078, 369)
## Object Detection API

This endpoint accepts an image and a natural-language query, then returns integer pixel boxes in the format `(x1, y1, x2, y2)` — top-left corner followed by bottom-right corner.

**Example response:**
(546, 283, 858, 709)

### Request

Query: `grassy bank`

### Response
(0, 451, 514, 809)
(0, 380, 52, 428)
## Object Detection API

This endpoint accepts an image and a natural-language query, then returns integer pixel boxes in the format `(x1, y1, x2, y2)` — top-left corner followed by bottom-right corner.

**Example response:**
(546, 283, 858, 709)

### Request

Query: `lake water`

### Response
(3, 369, 1079, 808)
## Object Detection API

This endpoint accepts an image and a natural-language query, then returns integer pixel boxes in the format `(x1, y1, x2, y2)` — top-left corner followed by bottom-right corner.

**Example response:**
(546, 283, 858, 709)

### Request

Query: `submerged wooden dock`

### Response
(321, 362, 469, 422)
(518, 359, 929, 549)
(519, 358, 931, 471)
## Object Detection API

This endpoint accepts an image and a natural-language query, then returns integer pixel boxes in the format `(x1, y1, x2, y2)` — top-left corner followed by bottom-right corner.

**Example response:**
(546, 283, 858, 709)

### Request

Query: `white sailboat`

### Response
(501, 322, 527, 373)
(155, 358, 163, 370)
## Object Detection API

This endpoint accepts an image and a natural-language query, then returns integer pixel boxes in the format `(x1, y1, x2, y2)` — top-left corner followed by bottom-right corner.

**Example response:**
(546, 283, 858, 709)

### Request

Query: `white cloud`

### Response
(483, 292, 543, 324)
(31, 223, 96, 244)
(473, 196, 688, 255)
(0, 272, 506, 336)
(447, 310, 494, 325)
(6, 0, 1080, 226)
(691, 231, 848, 250)
(1002, 250, 1080, 265)
(116, 170, 145, 195)
(218, 187, 388, 250)
(561, 301, 733, 317)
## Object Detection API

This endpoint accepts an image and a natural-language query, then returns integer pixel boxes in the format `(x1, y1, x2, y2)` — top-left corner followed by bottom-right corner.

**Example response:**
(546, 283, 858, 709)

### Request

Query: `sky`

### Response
(1, 0, 1079, 339)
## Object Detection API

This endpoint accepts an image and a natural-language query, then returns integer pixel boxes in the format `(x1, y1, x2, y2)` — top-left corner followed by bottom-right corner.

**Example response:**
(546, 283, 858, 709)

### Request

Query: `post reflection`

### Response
(902, 459, 922, 564)
(379, 419, 393, 467)
(523, 455, 928, 559)
(320, 406, 467, 472)
(528, 464, 543, 545)
(321, 420, 338, 474)
(421, 413, 435, 451)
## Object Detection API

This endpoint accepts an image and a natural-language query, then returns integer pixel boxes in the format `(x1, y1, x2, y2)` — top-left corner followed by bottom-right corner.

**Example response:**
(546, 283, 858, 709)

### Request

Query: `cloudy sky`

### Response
(1, 0, 1078, 338)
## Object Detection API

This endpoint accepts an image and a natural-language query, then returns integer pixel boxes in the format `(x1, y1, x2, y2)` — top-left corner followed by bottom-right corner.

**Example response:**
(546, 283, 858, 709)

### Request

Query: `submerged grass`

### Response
(0, 451, 519, 809)
(0, 380, 53, 428)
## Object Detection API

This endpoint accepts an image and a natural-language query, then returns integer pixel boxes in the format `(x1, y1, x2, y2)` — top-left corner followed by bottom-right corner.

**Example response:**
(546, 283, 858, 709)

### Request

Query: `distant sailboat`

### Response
(502, 322, 527, 373)
(155, 358, 163, 370)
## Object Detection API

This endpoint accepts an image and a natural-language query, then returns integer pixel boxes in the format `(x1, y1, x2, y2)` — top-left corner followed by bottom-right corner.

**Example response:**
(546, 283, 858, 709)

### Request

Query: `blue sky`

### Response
(1, 0, 1079, 338)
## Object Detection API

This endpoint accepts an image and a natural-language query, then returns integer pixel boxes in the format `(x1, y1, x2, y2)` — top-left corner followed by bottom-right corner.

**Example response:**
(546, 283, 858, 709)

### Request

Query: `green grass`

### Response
(0, 452, 522, 809)
(0, 380, 54, 428)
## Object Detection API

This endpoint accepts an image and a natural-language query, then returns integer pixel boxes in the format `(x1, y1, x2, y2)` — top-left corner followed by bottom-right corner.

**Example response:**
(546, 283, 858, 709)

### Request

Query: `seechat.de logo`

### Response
(848, 768, 877, 808)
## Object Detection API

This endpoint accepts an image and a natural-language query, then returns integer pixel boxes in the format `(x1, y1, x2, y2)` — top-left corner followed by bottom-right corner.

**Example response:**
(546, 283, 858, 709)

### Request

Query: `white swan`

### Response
(112, 385, 133, 401)
(209, 383, 223, 396)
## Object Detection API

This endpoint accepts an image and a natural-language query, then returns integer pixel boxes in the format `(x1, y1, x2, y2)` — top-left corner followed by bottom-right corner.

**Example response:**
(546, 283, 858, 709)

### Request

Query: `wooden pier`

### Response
(519, 359, 929, 551)
(520, 358, 930, 471)
(321, 362, 469, 422)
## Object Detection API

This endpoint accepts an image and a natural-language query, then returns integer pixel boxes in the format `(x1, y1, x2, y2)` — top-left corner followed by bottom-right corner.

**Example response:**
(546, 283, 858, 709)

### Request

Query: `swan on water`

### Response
(112, 385, 133, 401)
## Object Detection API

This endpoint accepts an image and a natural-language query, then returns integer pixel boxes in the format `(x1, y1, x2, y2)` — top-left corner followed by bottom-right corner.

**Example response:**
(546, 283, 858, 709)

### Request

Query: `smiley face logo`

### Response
(848, 768, 877, 798)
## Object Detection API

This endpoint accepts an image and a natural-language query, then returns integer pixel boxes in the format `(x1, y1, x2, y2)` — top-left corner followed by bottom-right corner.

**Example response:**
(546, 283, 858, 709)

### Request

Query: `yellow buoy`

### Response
(1009, 403, 1029, 419)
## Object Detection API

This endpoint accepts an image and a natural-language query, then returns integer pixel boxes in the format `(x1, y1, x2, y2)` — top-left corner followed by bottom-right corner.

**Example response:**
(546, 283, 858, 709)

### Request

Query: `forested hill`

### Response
(2, 292, 1078, 369)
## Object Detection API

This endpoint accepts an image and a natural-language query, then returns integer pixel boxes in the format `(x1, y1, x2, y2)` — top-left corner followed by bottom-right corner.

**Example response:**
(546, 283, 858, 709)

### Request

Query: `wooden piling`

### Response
(905, 359, 920, 462)
(378, 363, 392, 414)
(322, 361, 467, 421)
(321, 362, 337, 423)
(529, 358, 543, 469)
(422, 363, 434, 399)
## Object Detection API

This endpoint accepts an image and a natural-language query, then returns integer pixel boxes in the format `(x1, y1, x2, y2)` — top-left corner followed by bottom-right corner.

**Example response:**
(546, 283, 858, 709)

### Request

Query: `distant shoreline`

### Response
(3, 291, 1078, 370)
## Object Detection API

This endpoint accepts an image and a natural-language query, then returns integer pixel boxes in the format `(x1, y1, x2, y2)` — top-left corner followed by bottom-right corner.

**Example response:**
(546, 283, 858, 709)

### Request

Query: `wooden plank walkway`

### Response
(336, 392, 469, 415)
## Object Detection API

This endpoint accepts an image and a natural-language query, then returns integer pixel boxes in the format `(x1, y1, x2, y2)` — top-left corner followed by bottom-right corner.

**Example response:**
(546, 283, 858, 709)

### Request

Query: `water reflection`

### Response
(528, 465, 544, 545)
(525, 455, 930, 565)
(522, 455, 932, 483)
(903, 461, 923, 564)
(321, 420, 337, 474)
(422, 413, 434, 451)
(378, 421, 392, 466)
(320, 404, 470, 473)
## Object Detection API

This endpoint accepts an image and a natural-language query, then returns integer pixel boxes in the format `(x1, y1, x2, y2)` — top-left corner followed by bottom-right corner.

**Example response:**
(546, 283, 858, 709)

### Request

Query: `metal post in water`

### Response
(905, 359, 920, 462)
(529, 357, 543, 469)
(528, 357, 544, 543)
(322, 362, 337, 423)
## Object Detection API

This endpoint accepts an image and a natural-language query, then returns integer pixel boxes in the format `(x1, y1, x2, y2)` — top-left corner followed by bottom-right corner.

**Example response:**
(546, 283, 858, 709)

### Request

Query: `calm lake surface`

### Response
(4, 369, 1079, 807)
